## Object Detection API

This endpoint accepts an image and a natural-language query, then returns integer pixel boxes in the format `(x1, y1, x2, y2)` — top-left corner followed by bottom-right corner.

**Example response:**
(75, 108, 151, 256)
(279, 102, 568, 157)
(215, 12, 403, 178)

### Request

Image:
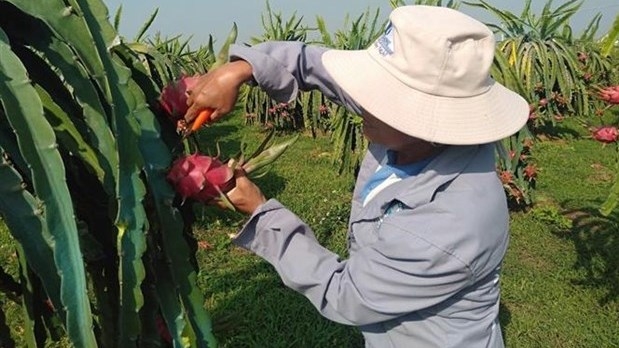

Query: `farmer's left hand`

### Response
(214, 169, 266, 215)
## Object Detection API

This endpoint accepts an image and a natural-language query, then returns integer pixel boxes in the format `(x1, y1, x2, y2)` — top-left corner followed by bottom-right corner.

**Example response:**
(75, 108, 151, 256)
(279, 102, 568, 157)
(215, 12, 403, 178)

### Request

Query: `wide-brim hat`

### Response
(321, 5, 529, 145)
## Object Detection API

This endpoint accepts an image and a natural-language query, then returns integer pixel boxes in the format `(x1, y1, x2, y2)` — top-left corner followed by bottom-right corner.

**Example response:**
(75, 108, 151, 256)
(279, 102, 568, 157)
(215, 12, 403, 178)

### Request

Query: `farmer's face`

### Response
(361, 111, 420, 151)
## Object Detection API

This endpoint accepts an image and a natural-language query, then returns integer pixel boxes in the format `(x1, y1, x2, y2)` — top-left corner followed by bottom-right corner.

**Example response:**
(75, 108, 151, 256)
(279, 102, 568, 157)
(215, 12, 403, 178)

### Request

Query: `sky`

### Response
(102, 1, 619, 47)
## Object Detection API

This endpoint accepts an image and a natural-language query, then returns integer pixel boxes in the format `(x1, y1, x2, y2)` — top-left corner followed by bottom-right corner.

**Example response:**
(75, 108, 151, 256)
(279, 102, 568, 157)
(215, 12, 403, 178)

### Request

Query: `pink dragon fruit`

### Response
(597, 85, 619, 105)
(167, 154, 234, 202)
(159, 75, 201, 121)
(167, 132, 300, 206)
(592, 126, 619, 143)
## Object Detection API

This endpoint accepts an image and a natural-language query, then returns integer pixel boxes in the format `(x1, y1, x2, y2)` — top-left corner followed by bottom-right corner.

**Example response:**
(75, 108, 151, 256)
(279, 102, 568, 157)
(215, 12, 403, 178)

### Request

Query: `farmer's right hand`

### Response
(184, 60, 253, 125)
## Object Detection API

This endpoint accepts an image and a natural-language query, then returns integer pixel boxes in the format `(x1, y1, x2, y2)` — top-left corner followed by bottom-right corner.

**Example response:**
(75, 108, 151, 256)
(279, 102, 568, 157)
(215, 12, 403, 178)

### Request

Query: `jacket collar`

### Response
(351, 143, 494, 222)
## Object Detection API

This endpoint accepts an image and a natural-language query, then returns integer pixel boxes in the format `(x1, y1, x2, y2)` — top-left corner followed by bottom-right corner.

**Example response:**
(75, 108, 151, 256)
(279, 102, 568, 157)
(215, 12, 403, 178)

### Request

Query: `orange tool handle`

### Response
(190, 108, 214, 132)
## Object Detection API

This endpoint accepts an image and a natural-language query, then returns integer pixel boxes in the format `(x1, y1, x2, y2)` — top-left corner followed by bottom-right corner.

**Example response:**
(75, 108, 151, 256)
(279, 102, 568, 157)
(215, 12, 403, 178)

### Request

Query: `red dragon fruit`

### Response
(597, 85, 619, 105)
(167, 154, 234, 202)
(592, 126, 619, 144)
(167, 132, 299, 205)
(159, 75, 201, 121)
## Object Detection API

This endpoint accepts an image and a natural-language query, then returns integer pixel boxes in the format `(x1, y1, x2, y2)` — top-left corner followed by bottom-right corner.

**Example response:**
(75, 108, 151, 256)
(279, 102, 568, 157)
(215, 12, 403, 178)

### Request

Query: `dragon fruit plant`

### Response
(0, 1, 243, 346)
(594, 86, 619, 216)
(590, 86, 619, 146)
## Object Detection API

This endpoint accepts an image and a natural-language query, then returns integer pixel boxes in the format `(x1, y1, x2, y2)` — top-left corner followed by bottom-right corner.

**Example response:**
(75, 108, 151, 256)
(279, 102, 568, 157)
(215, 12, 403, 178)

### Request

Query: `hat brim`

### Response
(321, 49, 529, 145)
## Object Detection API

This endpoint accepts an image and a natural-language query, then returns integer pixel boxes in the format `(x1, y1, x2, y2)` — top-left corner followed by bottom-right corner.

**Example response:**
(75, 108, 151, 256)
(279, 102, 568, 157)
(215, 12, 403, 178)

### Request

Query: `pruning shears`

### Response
(180, 108, 214, 140)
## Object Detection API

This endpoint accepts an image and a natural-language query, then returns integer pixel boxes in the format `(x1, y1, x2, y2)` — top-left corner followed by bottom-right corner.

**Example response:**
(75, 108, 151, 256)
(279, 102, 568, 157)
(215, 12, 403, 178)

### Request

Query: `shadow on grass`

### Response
(194, 119, 288, 159)
(559, 203, 619, 305)
(208, 259, 364, 348)
(498, 302, 512, 346)
(532, 124, 584, 141)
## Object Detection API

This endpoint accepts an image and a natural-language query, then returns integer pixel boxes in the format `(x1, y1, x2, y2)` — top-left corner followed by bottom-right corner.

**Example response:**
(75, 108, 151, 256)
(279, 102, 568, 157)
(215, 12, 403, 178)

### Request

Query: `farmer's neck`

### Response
(391, 140, 445, 165)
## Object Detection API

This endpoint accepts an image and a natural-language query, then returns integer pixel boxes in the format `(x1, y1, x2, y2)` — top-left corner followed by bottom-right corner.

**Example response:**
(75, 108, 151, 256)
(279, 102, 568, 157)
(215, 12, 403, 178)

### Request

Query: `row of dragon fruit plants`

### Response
(125, 0, 619, 213)
(240, 0, 619, 211)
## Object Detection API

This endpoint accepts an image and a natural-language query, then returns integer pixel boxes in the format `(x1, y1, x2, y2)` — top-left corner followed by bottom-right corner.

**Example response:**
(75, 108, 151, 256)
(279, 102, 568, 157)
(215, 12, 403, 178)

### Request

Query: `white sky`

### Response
(102, 1, 619, 46)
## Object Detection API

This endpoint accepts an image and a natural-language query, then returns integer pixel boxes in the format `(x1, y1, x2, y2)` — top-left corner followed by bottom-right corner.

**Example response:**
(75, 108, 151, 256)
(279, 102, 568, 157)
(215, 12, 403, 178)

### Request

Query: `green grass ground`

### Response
(1, 114, 618, 347)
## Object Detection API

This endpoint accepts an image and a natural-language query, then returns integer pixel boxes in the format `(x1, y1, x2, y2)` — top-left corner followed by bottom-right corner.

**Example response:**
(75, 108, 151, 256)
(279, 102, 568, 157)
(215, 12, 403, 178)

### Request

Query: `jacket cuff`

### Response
(231, 198, 284, 249)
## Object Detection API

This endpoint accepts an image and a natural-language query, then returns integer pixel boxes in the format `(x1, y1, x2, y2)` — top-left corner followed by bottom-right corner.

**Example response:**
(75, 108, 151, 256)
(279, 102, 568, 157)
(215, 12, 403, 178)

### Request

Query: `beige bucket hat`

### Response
(321, 5, 529, 145)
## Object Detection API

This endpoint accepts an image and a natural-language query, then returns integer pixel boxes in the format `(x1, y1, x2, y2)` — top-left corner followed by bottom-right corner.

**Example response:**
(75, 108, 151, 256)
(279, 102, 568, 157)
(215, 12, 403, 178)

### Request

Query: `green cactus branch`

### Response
(5, 0, 114, 107)
(0, 147, 62, 323)
(129, 78, 217, 346)
(0, 27, 96, 347)
(0, 1, 118, 196)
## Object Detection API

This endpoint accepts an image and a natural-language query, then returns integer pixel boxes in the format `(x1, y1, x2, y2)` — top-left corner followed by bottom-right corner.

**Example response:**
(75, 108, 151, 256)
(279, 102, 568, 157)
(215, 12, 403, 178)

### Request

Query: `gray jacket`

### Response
(230, 42, 507, 348)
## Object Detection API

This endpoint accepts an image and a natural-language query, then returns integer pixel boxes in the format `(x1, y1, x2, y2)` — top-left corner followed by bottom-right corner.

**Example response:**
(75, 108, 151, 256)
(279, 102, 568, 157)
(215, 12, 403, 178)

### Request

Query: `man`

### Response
(185, 5, 528, 347)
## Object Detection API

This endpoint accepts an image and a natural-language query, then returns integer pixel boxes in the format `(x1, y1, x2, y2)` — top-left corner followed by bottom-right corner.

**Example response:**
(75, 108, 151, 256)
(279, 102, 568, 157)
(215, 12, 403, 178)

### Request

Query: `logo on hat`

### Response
(375, 22, 394, 56)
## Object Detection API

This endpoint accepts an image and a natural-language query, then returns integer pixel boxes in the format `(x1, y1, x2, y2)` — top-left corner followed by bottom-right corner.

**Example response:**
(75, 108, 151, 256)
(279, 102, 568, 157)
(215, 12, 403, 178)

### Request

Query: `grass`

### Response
(0, 112, 618, 347)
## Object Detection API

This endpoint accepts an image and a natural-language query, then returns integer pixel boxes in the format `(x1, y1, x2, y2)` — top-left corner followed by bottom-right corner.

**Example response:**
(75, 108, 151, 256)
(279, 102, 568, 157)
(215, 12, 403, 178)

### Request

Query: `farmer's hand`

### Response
(184, 60, 253, 125)
(218, 169, 267, 215)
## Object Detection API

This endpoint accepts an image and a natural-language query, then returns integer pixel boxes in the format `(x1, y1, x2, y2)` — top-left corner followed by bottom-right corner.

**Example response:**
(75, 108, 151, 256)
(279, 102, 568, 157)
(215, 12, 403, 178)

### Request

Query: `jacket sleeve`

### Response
(229, 41, 363, 115)
(232, 199, 474, 326)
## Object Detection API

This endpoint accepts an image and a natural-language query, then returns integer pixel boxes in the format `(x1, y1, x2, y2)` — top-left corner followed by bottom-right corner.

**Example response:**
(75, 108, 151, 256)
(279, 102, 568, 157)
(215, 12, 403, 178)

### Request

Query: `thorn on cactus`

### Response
(508, 186, 525, 203)
(319, 104, 329, 115)
(197, 240, 212, 250)
(508, 150, 516, 159)
(534, 82, 544, 93)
